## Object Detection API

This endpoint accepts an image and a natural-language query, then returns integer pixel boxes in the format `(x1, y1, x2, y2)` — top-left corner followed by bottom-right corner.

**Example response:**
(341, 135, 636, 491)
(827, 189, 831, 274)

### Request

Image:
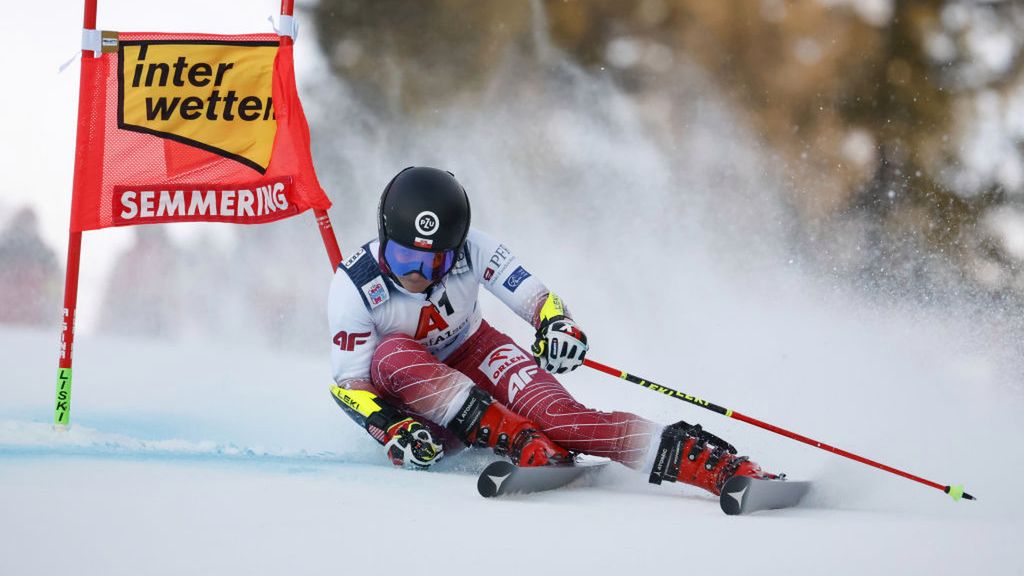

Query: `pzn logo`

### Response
(334, 331, 370, 351)
(415, 211, 439, 236)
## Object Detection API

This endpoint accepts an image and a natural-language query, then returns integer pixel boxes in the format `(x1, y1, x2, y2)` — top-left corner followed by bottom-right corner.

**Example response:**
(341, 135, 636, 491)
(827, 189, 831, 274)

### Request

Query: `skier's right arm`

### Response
(327, 270, 443, 468)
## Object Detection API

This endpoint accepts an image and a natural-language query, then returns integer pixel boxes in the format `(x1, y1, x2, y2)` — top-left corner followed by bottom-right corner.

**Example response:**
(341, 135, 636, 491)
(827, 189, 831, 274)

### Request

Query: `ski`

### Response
(477, 459, 609, 498)
(719, 475, 811, 515)
(477, 460, 811, 512)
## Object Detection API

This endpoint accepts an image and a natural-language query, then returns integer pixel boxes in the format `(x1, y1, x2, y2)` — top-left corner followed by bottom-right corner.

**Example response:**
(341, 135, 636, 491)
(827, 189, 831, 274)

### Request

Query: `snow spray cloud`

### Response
(63, 2, 1021, 512)
(301, 2, 1023, 512)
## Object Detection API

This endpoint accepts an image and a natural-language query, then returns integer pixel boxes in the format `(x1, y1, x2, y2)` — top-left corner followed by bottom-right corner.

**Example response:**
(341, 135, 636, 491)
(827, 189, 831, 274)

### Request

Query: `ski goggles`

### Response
(382, 240, 456, 281)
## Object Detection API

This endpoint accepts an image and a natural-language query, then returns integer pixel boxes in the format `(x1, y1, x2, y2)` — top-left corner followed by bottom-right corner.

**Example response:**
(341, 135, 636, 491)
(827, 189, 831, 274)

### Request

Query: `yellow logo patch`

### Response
(119, 40, 279, 173)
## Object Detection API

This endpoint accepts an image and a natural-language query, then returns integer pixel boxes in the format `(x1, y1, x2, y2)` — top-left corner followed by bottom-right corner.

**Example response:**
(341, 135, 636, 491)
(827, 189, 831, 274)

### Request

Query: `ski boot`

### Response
(448, 387, 571, 467)
(648, 420, 775, 495)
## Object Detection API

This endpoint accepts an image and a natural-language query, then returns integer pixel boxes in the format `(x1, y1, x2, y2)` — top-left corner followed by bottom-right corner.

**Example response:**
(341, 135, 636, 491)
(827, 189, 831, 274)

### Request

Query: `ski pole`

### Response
(582, 358, 975, 502)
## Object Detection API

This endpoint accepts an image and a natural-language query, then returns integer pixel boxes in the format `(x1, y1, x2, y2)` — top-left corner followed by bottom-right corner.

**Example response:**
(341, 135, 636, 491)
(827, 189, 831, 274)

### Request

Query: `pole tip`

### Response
(946, 484, 975, 502)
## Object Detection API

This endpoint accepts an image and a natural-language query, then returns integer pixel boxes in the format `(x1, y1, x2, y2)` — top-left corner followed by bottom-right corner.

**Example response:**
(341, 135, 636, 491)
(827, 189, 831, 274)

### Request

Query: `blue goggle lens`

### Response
(383, 241, 456, 281)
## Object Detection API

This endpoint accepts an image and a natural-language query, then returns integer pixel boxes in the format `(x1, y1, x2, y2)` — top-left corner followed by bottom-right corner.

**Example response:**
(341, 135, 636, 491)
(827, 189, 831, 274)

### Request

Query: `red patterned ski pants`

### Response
(370, 320, 660, 469)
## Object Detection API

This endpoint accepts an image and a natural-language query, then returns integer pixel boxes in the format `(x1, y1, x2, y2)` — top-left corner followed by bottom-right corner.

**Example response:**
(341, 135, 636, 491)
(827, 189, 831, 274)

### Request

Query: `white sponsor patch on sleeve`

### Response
(360, 276, 390, 309)
(481, 244, 513, 285)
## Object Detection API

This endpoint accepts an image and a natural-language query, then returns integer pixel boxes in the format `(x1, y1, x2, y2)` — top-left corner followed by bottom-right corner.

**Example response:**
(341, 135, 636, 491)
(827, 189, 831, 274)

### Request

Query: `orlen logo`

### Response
(478, 344, 529, 385)
(334, 331, 370, 352)
(119, 40, 279, 172)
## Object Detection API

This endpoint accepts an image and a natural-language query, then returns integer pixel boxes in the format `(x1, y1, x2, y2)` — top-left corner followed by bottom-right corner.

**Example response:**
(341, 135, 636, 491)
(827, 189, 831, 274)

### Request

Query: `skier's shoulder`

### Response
(465, 227, 497, 249)
(464, 227, 525, 285)
(463, 227, 506, 265)
(330, 240, 392, 315)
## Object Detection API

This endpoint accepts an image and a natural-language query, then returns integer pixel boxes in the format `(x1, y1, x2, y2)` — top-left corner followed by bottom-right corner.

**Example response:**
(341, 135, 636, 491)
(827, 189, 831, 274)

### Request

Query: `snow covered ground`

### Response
(2, 1, 1022, 574)
(2, 289, 1022, 576)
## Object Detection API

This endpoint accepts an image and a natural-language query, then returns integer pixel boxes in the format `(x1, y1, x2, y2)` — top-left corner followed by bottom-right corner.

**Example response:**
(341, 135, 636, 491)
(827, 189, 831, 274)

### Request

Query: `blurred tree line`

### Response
(314, 0, 1024, 297)
(0, 205, 328, 348)
(94, 220, 330, 348)
(0, 207, 60, 326)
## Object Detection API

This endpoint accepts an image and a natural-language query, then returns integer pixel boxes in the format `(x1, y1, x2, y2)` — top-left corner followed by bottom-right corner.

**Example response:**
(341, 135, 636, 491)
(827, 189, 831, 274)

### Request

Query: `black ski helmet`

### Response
(377, 166, 471, 272)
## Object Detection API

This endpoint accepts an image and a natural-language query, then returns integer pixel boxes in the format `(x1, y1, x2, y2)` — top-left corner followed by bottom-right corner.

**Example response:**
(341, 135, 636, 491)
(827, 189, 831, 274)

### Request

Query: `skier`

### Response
(328, 166, 773, 496)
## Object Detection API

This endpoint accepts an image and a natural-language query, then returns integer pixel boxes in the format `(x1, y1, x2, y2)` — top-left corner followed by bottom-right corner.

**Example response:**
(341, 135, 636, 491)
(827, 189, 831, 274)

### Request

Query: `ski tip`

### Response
(719, 475, 811, 516)
(719, 476, 751, 516)
(946, 484, 976, 502)
(477, 460, 516, 498)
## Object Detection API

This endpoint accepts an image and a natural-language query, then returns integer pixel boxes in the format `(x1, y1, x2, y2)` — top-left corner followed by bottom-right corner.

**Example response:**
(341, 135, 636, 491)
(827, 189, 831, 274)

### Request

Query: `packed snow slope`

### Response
(2, 282, 1022, 576)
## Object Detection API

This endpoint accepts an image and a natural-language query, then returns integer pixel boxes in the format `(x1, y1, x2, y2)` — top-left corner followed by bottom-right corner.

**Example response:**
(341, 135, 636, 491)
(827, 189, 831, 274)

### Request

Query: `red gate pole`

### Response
(314, 210, 343, 270)
(55, 0, 98, 427)
(279, 0, 343, 270)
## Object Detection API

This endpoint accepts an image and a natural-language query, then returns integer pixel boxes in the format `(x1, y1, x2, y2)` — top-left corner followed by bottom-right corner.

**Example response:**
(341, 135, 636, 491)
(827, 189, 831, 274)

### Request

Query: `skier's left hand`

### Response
(532, 315, 588, 374)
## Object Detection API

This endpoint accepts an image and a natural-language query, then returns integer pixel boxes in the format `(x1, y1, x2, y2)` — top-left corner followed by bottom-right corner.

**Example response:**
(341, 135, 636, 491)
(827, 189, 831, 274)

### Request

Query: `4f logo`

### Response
(334, 331, 370, 351)
(507, 365, 538, 405)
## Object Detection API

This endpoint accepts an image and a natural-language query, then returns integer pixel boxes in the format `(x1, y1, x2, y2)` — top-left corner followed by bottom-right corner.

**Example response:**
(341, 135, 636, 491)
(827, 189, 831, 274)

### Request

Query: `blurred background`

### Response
(1, 0, 1023, 379)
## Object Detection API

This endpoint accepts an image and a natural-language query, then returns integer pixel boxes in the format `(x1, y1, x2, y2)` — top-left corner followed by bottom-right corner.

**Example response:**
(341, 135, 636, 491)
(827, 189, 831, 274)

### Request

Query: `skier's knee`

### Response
(371, 333, 437, 383)
(378, 332, 420, 348)
(373, 333, 427, 359)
